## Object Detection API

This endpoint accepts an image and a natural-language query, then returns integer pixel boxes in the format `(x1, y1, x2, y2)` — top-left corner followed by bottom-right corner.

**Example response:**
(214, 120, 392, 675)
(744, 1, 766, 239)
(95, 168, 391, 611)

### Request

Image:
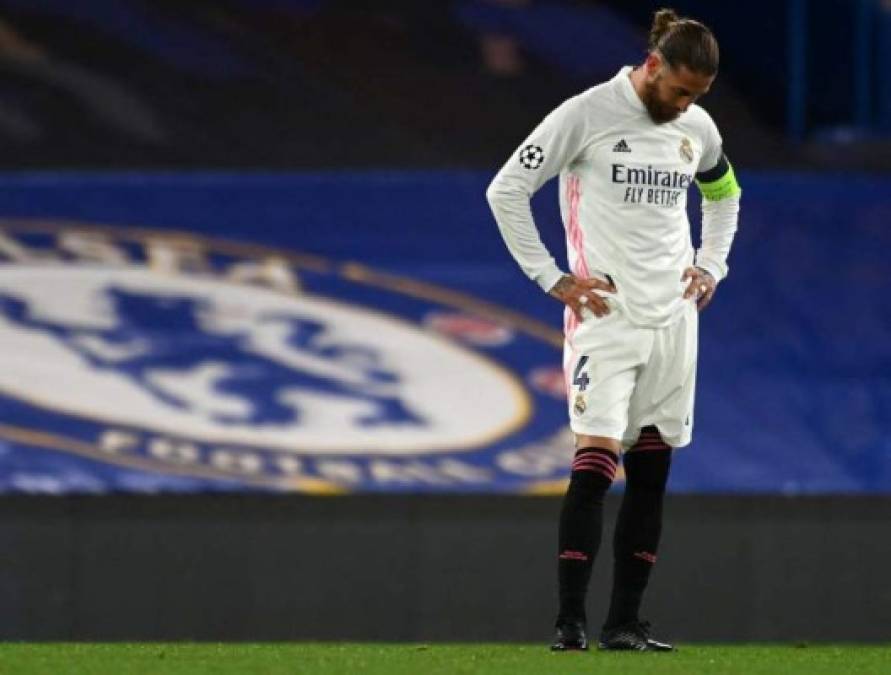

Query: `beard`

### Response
(641, 79, 680, 124)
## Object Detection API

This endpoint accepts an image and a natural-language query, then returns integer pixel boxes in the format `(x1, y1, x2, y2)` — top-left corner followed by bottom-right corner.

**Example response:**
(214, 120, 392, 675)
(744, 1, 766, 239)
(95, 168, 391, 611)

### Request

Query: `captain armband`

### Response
(695, 153, 741, 201)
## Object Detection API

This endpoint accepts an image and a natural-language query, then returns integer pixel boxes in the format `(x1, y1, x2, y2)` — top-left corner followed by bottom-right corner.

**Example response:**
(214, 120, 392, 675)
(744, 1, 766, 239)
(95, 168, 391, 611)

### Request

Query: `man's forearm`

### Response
(486, 180, 564, 292)
(695, 193, 740, 282)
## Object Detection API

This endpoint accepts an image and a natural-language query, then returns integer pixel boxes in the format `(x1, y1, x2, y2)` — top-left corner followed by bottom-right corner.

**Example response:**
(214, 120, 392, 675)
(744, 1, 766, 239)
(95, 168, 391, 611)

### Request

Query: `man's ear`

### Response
(644, 51, 663, 78)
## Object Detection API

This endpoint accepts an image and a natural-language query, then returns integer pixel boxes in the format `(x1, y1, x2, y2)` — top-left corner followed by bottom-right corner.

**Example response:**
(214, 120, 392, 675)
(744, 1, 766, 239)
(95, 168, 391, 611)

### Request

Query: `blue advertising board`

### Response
(0, 170, 887, 494)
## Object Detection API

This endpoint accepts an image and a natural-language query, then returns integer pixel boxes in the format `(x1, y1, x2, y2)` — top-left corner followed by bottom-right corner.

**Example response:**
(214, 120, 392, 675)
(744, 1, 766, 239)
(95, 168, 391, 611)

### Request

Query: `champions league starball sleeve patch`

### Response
(0, 220, 574, 495)
(519, 144, 545, 170)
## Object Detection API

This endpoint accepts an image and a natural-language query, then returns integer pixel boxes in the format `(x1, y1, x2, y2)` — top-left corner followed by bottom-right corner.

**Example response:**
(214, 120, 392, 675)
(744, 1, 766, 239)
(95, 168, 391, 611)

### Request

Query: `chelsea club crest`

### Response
(0, 220, 573, 494)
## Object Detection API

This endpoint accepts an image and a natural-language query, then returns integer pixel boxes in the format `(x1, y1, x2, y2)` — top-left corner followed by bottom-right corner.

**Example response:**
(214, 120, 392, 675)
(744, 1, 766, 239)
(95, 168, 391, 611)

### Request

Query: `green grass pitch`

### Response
(0, 643, 889, 674)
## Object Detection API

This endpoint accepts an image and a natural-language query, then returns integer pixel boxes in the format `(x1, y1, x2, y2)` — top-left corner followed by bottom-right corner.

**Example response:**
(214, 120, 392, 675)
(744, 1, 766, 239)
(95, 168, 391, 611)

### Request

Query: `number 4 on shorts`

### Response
(572, 356, 590, 391)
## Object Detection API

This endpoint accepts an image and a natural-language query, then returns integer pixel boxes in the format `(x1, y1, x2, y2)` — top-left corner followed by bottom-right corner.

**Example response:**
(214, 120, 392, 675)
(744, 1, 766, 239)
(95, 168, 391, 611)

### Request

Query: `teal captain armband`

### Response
(695, 153, 741, 201)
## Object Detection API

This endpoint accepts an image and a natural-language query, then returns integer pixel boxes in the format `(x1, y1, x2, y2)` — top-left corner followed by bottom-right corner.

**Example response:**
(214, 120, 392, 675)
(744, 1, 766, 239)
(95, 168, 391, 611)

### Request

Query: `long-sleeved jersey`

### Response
(486, 66, 741, 328)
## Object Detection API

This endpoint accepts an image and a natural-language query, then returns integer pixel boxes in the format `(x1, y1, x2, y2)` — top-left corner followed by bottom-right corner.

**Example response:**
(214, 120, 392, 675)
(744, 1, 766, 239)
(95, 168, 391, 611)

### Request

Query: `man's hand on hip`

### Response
(549, 274, 617, 322)
(682, 266, 716, 311)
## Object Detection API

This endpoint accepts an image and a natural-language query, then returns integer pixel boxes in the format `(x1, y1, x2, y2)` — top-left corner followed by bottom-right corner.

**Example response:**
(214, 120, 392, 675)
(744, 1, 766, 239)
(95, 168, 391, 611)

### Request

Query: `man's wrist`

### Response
(694, 264, 719, 283)
(548, 274, 574, 297)
(538, 267, 567, 294)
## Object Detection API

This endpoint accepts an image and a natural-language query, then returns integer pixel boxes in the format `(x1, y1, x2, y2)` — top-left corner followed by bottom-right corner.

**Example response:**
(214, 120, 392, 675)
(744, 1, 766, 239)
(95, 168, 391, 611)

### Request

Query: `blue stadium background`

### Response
(0, 0, 888, 496)
(0, 169, 888, 494)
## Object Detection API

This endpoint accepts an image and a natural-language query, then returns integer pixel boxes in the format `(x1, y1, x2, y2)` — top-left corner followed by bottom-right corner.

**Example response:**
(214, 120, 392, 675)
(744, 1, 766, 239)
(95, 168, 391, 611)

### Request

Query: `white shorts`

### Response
(563, 299, 698, 449)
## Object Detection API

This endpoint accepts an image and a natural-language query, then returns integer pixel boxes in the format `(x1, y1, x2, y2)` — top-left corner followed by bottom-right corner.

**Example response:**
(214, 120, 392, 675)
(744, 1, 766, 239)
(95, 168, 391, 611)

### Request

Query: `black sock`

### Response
(556, 447, 618, 626)
(604, 427, 672, 629)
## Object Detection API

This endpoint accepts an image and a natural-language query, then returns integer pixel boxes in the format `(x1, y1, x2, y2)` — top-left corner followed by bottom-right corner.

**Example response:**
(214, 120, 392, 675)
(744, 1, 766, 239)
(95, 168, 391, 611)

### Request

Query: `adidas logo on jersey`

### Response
(613, 139, 631, 152)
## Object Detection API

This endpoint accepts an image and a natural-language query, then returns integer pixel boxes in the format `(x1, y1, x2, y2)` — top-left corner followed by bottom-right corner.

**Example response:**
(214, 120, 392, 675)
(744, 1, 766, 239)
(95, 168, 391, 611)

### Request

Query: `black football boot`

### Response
(598, 620, 674, 652)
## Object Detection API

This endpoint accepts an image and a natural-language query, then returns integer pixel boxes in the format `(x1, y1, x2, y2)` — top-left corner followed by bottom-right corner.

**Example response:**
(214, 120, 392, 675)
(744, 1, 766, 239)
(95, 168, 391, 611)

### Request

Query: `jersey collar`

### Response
(614, 65, 647, 114)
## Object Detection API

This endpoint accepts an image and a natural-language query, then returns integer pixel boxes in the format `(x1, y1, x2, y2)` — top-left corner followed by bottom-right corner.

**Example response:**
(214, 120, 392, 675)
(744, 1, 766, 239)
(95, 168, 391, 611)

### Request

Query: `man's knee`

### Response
(575, 433, 622, 454)
(624, 427, 672, 490)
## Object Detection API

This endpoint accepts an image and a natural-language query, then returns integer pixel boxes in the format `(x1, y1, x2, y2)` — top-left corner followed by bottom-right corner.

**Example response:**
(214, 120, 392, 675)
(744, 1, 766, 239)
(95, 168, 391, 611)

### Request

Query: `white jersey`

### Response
(486, 66, 726, 328)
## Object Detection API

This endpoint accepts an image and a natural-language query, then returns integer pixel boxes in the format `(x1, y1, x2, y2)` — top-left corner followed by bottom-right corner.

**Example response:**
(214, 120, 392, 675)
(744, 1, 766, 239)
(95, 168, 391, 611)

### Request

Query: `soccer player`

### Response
(486, 8, 741, 652)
